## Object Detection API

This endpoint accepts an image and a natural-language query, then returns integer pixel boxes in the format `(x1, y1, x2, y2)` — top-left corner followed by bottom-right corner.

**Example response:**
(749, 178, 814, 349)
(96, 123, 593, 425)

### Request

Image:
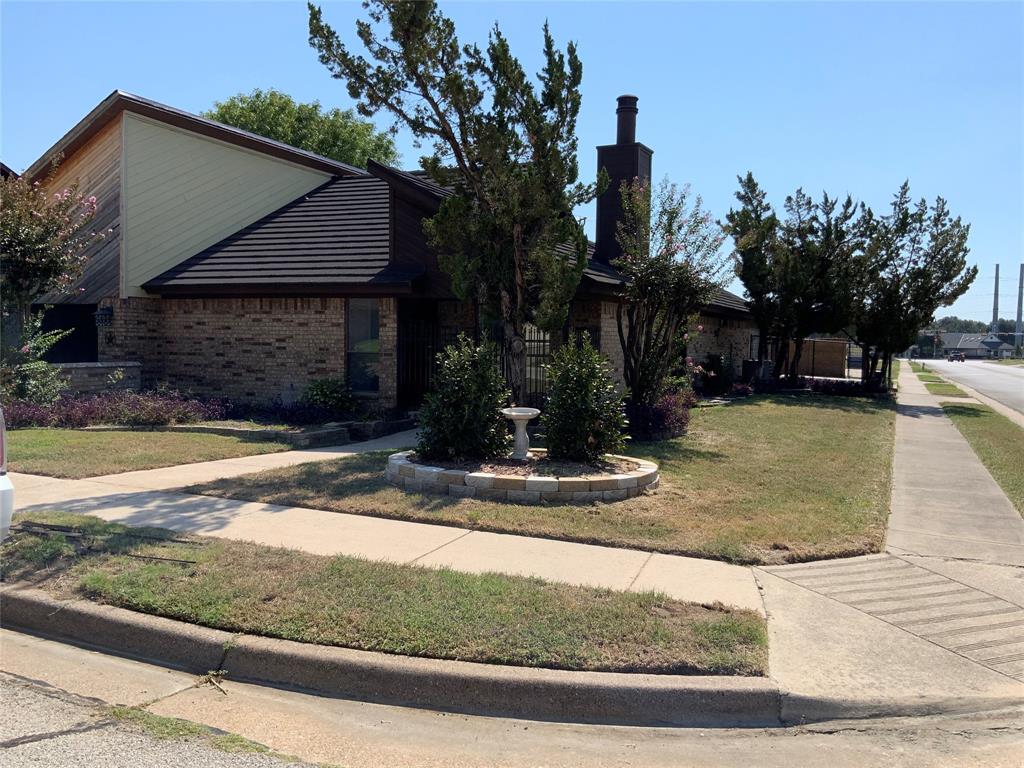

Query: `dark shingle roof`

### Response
(145, 176, 424, 295)
(708, 287, 749, 314)
(939, 332, 1014, 351)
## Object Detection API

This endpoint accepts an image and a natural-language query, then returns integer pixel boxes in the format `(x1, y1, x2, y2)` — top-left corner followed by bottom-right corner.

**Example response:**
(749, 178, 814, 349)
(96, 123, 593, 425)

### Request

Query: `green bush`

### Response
(542, 334, 627, 463)
(416, 335, 511, 461)
(300, 378, 356, 417)
(0, 313, 71, 405)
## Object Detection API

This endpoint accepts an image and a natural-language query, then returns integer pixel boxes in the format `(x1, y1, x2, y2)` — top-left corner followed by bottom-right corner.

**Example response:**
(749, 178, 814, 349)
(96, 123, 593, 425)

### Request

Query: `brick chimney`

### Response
(593, 95, 653, 264)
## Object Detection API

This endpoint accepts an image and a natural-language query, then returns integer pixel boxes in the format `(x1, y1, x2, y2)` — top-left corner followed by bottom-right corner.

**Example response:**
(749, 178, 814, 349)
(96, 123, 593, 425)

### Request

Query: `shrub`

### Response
(542, 334, 627, 463)
(0, 314, 71, 405)
(416, 335, 511, 461)
(299, 378, 356, 418)
(626, 388, 695, 442)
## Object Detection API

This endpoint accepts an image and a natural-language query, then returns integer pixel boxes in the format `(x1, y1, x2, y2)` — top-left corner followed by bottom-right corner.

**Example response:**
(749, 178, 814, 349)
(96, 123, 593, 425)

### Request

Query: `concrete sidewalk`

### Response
(886, 365, 1024, 566)
(11, 444, 764, 613)
(18, 485, 764, 610)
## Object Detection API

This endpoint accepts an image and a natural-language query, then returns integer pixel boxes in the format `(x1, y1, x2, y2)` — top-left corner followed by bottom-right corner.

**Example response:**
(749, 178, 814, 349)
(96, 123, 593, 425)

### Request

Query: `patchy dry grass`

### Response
(2, 512, 767, 676)
(189, 395, 895, 564)
(7, 429, 288, 478)
(942, 403, 1024, 516)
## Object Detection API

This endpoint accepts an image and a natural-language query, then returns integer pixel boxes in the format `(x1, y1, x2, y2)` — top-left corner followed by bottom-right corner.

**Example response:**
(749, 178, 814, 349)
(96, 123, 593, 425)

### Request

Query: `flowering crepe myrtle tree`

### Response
(614, 177, 728, 421)
(0, 162, 106, 328)
(308, 0, 603, 404)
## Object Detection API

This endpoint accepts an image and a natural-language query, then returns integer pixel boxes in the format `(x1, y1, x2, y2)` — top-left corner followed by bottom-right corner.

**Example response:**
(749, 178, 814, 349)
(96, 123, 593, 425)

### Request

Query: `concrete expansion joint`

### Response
(626, 551, 655, 590)
(407, 528, 474, 564)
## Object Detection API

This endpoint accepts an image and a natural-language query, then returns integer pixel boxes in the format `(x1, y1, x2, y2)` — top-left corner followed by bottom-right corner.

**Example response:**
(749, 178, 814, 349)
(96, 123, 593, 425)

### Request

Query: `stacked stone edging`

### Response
(385, 449, 659, 504)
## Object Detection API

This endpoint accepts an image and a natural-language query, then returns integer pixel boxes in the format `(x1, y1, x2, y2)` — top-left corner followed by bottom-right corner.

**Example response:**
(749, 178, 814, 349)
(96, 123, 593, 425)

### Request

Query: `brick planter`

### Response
(385, 449, 659, 505)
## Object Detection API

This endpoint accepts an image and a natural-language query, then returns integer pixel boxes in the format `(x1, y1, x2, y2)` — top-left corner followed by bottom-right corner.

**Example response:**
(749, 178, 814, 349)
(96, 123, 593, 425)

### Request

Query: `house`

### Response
(24, 90, 757, 407)
(938, 333, 1015, 359)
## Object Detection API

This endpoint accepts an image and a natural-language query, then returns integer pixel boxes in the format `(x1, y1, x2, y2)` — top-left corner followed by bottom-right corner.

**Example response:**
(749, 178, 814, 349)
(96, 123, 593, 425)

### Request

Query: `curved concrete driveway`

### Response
(923, 359, 1024, 415)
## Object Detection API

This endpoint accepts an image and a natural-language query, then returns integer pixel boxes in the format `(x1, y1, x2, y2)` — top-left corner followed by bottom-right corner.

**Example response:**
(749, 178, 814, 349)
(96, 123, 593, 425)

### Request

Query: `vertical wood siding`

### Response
(38, 116, 122, 304)
(121, 113, 330, 296)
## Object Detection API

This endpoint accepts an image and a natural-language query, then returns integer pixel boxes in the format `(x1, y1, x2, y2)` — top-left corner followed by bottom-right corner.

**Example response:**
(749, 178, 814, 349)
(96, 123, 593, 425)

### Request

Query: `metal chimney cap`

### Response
(616, 95, 639, 111)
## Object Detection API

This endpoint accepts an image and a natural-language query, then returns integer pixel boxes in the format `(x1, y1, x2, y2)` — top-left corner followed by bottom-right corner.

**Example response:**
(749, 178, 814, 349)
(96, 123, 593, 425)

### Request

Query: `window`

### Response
(347, 298, 380, 392)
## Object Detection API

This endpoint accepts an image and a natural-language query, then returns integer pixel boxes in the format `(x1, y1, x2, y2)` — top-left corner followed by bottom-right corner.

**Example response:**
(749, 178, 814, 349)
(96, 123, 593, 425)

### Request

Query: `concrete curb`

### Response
(0, 586, 781, 727)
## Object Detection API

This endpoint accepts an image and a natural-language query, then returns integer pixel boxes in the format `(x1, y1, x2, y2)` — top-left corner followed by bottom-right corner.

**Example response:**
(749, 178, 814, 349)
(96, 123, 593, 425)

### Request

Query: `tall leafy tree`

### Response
(933, 316, 988, 333)
(204, 88, 397, 168)
(308, 0, 602, 403)
(723, 173, 779, 364)
(850, 183, 975, 387)
(725, 174, 861, 382)
(614, 177, 727, 423)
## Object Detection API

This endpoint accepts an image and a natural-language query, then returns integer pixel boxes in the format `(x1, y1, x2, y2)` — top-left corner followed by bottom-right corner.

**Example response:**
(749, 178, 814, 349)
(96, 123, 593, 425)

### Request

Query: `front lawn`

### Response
(190, 395, 896, 564)
(942, 403, 1024, 516)
(2, 513, 767, 676)
(7, 429, 289, 478)
(924, 382, 970, 398)
(986, 359, 1024, 367)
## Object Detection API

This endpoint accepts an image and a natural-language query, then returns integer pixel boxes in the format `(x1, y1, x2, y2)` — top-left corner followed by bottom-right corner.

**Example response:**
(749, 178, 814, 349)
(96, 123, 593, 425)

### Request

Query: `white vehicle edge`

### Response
(0, 406, 13, 540)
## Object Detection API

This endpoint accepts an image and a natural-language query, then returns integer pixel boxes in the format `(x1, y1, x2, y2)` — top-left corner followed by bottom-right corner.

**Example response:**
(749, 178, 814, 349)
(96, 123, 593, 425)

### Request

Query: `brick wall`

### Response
(378, 297, 398, 408)
(599, 301, 625, 384)
(57, 362, 141, 395)
(688, 314, 757, 376)
(99, 296, 347, 403)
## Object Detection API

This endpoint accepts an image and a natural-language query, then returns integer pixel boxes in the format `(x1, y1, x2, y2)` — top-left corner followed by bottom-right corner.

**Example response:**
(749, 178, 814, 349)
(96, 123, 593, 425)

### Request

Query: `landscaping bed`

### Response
(189, 394, 896, 564)
(6, 429, 289, 479)
(1, 513, 768, 676)
(388, 449, 658, 504)
(941, 402, 1024, 516)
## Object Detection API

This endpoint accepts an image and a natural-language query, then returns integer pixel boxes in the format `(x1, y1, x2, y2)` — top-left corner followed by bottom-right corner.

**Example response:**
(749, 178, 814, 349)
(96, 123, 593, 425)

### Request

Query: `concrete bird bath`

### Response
(502, 407, 540, 461)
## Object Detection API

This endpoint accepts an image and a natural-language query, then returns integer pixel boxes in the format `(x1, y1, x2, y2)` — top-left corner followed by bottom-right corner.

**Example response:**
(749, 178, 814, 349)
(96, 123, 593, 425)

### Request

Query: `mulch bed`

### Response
(406, 453, 637, 477)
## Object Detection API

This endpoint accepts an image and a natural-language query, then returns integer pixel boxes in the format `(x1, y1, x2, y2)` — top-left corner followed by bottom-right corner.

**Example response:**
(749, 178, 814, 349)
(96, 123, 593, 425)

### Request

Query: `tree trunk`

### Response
(789, 338, 804, 383)
(503, 320, 527, 406)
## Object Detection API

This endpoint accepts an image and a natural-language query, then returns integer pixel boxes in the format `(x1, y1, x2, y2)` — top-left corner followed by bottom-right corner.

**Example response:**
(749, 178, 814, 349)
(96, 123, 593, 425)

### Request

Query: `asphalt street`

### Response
(921, 359, 1024, 414)
(3, 643, 1024, 768)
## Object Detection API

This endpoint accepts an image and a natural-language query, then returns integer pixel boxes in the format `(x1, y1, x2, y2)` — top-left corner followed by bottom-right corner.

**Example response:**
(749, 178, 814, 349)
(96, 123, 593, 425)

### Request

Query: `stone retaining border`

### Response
(385, 449, 659, 504)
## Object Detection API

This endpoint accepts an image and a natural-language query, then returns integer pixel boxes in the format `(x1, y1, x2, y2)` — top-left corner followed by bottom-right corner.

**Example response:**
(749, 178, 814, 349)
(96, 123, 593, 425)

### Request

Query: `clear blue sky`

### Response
(2, 1, 1021, 322)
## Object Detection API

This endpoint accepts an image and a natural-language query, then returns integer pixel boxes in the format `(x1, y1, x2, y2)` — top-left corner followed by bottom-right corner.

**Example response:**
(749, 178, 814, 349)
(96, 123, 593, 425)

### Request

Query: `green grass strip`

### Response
(925, 382, 970, 398)
(941, 403, 1024, 517)
(2, 513, 767, 676)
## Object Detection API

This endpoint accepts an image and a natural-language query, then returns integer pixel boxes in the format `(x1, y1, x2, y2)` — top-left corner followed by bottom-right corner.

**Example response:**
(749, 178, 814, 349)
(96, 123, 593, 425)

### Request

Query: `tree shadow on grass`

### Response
(715, 393, 896, 415)
(940, 403, 991, 419)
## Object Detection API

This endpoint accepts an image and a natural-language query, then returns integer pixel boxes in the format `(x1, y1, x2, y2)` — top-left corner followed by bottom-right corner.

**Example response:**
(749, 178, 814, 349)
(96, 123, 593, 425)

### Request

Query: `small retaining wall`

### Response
(386, 450, 659, 505)
(57, 361, 141, 395)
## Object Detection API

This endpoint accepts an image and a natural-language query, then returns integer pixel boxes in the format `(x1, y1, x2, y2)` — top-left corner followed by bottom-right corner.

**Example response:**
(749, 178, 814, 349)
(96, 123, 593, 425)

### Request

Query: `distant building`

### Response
(938, 333, 1014, 359)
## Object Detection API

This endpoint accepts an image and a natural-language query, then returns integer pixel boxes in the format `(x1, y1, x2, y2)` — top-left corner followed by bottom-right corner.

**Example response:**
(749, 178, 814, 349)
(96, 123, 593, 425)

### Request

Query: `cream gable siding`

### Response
(121, 113, 331, 296)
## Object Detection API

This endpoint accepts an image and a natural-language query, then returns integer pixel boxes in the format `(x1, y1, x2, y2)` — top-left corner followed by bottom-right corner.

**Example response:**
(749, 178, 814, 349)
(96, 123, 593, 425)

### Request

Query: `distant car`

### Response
(946, 353, 965, 362)
(0, 406, 11, 540)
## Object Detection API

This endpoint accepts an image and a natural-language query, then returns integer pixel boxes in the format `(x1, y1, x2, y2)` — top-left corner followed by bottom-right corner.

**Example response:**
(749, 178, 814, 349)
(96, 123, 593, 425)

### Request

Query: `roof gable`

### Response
(24, 91, 366, 183)
(144, 175, 423, 295)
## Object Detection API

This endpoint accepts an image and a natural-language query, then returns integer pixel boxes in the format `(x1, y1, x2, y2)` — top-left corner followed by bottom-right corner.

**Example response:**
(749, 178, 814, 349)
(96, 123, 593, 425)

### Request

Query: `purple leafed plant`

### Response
(2, 390, 229, 429)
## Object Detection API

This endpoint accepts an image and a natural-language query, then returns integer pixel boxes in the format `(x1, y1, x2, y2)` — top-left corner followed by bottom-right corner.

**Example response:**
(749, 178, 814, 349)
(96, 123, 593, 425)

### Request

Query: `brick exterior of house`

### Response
(688, 313, 758, 376)
(98, 296, 350, 405)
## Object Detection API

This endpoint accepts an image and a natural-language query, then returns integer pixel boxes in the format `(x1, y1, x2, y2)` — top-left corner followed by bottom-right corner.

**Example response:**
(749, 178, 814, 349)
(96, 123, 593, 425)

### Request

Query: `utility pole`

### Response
(991, 264, 999, 333)
(1016, 263, 1023, 355)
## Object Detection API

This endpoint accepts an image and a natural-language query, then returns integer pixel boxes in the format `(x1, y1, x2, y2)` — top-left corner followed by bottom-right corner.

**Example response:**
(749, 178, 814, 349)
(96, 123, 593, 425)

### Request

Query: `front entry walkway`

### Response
(886, 365, 1024, 566)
